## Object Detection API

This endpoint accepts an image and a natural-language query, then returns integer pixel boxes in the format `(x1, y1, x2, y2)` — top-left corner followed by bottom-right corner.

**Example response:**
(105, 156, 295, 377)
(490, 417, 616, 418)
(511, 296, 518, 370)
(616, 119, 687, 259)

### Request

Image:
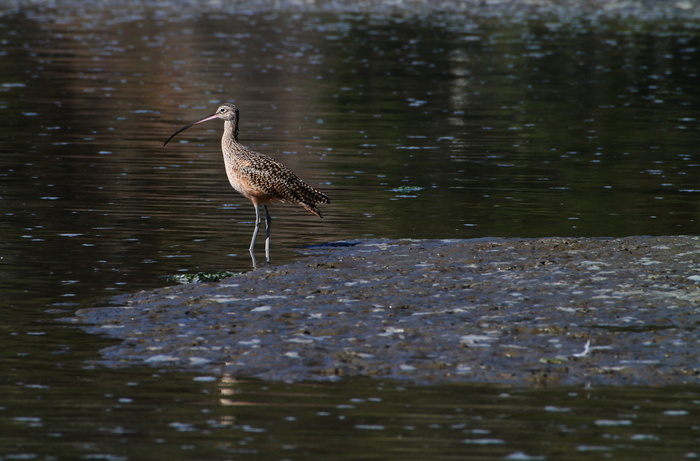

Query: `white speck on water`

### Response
(462, 438, 504, 445)
(595, 419, 632, 426)
(505, 452, 546, 460)
(170, 421, 196, 432)
(663, 410, 689, 416)
(630, 434, 659, 441)
(544, 406, 571, 412)
(577, 445, 612, 452)
(242, 425, 267, 433)
(355, 424, 385, 430)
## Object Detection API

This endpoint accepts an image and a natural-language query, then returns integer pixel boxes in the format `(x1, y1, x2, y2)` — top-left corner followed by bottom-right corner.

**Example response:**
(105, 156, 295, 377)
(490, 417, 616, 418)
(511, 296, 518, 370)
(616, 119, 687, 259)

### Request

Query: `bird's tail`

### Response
(301, 202, 324, 218)
(297, 185, 330, 218)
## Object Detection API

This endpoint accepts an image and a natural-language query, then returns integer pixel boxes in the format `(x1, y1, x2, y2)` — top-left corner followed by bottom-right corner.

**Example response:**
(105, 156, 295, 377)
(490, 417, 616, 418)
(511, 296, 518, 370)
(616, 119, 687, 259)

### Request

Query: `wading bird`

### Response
(164, 103, 330, 264)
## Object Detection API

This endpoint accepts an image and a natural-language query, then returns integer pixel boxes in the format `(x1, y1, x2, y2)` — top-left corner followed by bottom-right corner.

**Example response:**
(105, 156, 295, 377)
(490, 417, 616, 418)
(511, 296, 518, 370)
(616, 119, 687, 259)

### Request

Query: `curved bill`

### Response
(163, 112, 220, 146)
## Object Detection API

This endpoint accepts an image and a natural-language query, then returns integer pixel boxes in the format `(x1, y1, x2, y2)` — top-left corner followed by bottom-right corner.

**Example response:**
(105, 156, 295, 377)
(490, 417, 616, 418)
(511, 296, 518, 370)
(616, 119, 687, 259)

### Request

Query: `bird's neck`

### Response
(223, 119, 239, 143)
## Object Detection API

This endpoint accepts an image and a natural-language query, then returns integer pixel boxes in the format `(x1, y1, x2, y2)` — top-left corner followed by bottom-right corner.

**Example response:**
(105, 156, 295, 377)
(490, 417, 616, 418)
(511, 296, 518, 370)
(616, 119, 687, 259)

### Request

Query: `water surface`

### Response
(1, 2, 699, 459)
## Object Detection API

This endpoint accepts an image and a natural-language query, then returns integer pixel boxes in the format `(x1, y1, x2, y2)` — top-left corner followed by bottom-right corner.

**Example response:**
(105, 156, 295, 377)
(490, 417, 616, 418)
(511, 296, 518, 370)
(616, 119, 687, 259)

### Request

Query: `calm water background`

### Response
(1, 1, 699, 459)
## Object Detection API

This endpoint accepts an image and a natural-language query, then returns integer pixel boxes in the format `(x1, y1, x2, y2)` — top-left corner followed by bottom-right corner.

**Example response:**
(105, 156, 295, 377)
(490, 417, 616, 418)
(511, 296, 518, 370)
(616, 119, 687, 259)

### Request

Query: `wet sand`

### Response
(73, 236, 700, 387)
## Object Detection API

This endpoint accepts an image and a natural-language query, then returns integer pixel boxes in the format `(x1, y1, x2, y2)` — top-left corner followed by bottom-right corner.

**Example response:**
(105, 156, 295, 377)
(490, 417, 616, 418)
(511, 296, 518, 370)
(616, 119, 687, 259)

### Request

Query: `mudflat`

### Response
(73, 236, 700, 386)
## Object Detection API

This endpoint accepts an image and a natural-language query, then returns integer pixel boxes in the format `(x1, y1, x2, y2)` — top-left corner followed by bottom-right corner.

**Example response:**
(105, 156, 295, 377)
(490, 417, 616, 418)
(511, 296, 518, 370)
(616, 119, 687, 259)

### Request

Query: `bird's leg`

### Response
(250, 203, 261, 255)
(249, 251, 258, 269)
(264, 205, 271, 262)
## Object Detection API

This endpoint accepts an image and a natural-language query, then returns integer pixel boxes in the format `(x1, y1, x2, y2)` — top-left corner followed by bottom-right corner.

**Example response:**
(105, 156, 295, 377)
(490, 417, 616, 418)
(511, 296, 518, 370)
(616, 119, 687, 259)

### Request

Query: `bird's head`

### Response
(163, 103, 239, 146)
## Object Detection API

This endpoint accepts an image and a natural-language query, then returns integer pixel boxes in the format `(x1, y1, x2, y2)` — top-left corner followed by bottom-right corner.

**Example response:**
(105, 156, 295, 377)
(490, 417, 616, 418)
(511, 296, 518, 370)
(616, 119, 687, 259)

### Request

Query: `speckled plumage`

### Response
(164, 102, 330, 262)
(219, 105, 330, 217)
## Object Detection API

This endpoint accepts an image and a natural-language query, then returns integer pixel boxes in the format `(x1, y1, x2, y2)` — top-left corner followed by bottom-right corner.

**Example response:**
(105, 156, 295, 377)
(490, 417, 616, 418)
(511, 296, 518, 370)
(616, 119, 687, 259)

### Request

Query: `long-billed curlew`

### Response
(163, 103, 330, 263)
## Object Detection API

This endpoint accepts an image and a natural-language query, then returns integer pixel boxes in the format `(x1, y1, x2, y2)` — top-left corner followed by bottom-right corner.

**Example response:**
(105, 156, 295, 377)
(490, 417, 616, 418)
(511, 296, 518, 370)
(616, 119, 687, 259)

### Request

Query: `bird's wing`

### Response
(240, 160, 305, 202)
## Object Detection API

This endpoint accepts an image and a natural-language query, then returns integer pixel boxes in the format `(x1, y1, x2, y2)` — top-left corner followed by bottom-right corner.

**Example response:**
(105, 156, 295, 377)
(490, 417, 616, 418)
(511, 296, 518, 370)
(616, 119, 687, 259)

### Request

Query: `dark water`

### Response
(1, 2, 699, 459)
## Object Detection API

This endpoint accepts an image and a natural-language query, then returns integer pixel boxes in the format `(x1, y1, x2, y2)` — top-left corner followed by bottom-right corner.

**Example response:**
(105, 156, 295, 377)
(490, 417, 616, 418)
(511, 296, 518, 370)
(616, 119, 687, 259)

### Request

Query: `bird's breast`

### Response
(223, 159, 277, 204)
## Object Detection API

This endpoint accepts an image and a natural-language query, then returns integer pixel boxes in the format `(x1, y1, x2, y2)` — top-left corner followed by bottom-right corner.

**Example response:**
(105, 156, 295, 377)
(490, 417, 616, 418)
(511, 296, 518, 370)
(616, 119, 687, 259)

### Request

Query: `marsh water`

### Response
(1, 1, 700, 459)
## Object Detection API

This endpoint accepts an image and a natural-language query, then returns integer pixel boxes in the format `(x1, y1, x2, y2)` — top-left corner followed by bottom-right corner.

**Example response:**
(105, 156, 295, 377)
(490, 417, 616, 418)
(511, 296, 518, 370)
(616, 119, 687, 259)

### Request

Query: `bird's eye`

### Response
(219, 107, 226, 113)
